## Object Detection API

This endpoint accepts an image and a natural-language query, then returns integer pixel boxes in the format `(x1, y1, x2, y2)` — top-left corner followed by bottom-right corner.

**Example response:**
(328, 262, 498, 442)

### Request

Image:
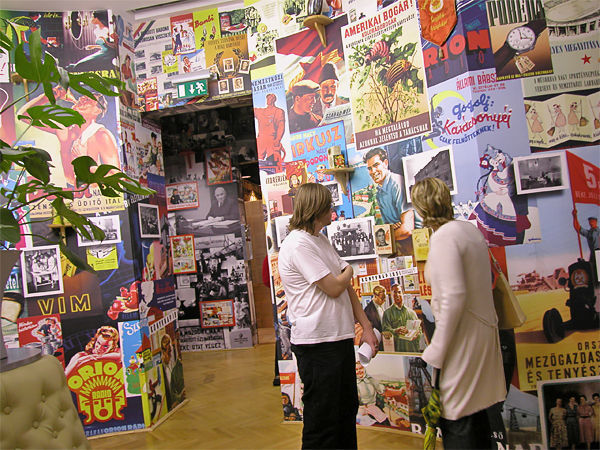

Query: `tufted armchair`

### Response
(0, 355, 90, 449)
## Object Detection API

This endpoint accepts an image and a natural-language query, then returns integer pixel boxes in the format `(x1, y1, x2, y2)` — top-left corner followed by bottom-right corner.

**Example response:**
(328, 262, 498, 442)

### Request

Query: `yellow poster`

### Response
(86, 245, 119, 271)
(193, 8, 220, 50)
(412, 228, 431, 262)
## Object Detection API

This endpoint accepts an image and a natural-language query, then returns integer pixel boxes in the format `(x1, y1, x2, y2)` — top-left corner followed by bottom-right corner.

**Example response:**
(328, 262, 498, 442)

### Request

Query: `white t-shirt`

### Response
(278, 229, 355, 345)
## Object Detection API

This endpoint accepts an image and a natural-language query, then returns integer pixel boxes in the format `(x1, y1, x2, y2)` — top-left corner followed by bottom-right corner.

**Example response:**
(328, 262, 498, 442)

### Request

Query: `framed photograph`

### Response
(138, 203, 161, 238)
(232, 76, 244, 92)
(200, 299, 235, 328)
(218, 79, 230, 94)
(327, 216, 377, 261)
(274, 215, 292, 247)
(170, 234, 197, 274)
(166, 181, 199, 211)
(223, 57, 235, 73)
(205, 147, 233, 185)
(323, 180, 343, 206)
(238, 59, 250, 74)
(208, 64, 220, 77)
(402, 273, 419, 293)
(76, 214, 122, 247)
(374, 224, 393, 255)
(538, 377, 600, 450)
(513, 152, 569, 194)
(402, 146, 457, 203)
(21, 245, 63, 297)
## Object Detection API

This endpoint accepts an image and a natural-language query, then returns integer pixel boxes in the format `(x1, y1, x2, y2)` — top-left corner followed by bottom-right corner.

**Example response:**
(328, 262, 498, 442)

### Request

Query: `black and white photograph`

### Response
(513, 152, 569, 194)
(274, 215, 292, 247)
(232, 76, 244, 92)
(223, 57, 235, 73)
(374, 224, 393, 254)
(402, 146, 457, 203)
(208, 64, 220, 77)
(327, 216, 377, 261)
(323, 180, 343, 206)
(537, 377, 600, 450)
(138, 203, 161, 238)
(20, 245, 63, 298)
(76, 214, 122, 247)
(218, 79, 230, 95)
(238, 59, 250, 74)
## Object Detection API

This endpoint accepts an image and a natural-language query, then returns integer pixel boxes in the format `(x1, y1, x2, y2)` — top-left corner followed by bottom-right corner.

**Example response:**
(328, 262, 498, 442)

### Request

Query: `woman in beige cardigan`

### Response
(411, 177, 507, 449)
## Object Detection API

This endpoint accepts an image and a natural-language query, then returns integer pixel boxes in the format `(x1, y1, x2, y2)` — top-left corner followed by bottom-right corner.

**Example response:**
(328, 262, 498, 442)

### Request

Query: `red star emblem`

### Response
(582, 54, 591, 64)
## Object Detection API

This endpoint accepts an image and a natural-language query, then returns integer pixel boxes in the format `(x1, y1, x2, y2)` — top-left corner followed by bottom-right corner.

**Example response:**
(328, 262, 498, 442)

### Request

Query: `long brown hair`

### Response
(411, 177, 454, 230)
(288, 183, 332, 233)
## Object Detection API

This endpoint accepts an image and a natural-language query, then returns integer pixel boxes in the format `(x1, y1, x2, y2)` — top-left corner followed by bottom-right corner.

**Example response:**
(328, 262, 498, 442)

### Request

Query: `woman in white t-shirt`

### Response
(411, 177, 507, 449)
(278, 183, 378, 449)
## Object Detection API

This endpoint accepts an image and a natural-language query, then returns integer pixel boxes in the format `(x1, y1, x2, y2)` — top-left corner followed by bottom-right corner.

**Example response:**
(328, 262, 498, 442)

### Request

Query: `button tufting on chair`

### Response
(3, 407, 11, 414)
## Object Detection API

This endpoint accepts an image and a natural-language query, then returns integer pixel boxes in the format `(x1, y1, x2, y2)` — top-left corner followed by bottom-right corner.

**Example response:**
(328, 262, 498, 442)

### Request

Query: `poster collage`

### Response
(246, 0, 599, 447)
(1, 7, 260, 437)
(0, 0, 598, 445)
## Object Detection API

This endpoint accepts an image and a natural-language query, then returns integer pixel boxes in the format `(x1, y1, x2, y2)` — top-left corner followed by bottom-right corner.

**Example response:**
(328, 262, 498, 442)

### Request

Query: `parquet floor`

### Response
(91, 343, 428, 449)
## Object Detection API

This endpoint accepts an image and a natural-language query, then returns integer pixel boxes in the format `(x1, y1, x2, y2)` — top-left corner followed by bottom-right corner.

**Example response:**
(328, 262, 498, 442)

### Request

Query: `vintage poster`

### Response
(17, 314, 64, 366)
(486, 0, 552, 80)
(86, 245, 119, 271)
(179, 326, 225, 351)
(170, 14, 196, 55)
(245, 0, 280, 79)
(327, 216, 378, 262)
(20, 245, 63, 298)
(275, 16, 354, 141)
(524, 91, 600, 149)
(205, 34, 252, 99)
(193, 8, 220, 50)
(118, 320, 143, 397)
(505, 147, 599, 392)
(200, 299, 235, 328)
(422, 0, 495, 87)
(170, 234, 197, 275)
(521, 0, 600, 96)
(342, 1, 431, 150)
(347, 139, 422, 255)
(252, 73, 291, 174)
(205, 148, 233, 184)
(166, 181, 199, 210)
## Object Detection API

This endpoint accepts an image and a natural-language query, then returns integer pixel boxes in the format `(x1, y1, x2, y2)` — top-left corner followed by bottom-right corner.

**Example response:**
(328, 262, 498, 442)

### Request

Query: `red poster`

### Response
(566, 151, 600, 205)
(17, 314, 65, 367)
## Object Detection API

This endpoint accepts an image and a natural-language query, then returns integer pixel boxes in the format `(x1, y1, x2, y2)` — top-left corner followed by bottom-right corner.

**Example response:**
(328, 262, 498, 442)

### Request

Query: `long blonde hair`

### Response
(411, 177, 454, 230)
(288, 183, 332, 233)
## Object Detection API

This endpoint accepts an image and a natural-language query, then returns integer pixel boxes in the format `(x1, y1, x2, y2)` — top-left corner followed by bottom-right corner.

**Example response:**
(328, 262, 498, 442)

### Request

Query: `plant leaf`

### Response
(22, 154, 51, 183)
(0, 207, 20, 243)
(19, 104, 85, 129)
(68, 72, 123, 100)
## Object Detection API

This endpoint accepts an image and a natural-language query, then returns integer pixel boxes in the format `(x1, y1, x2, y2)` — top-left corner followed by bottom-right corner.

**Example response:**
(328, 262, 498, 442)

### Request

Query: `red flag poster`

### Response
(566, 151, 600, 205)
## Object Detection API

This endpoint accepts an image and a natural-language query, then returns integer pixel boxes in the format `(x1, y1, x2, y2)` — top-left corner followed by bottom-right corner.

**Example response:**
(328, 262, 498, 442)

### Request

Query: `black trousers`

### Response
(292, 339, 358, 450)
(439, 402, 507, 450)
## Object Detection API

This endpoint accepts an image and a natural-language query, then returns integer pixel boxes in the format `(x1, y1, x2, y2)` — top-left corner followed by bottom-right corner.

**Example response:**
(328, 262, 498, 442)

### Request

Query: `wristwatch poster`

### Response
(489, 18, 554, 81)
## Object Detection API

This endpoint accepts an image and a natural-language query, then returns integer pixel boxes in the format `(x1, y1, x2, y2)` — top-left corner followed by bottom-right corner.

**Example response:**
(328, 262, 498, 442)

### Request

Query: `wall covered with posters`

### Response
(0, 9, 185, 438)
(245, 0, 599, 447)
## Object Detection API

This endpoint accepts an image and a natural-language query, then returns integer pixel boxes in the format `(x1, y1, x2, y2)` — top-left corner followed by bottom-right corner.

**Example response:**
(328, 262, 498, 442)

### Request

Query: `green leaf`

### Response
(0, 28, 14, 52)
(19, 104, 85, 129)
(0, 207, 20, 243)
(71, 156, 96, 183)
(51, 198, 89, 229)
(22, 154, 51, 183)
(68, 72, 123, 100)
(58, 241, 93, 272)
(13, 30, 59, 93)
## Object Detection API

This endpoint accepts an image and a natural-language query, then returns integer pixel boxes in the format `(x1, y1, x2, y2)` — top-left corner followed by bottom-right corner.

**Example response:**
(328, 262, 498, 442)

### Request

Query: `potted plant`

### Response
(0, 25, 154, 361)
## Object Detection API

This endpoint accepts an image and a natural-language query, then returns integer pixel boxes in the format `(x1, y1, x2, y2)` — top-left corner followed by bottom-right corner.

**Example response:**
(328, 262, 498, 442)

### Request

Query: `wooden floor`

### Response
(91, 343, 427, 449)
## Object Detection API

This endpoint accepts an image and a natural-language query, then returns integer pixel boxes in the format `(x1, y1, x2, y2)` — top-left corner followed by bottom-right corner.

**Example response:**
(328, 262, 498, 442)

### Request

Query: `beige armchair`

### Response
(0, 355, 90, 449)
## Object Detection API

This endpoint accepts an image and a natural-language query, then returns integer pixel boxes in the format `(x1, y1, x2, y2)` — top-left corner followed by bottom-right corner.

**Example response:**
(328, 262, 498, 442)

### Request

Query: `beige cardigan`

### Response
(421, 220, 507, 420)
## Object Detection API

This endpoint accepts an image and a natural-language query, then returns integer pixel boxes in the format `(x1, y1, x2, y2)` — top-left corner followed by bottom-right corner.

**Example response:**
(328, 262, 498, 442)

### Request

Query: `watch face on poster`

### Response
(506, 26, 536, 52)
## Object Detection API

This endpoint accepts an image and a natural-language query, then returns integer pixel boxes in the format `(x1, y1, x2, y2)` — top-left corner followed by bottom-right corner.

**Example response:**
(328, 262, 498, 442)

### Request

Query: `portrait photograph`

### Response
(218, 79, 230, 95)
(402, 146, 457, 203)
(323, 180, 343, 206)
(538, 377, 600, 450)
(76, 214, 121, 247)
(513, 152, 569, 194)
(166, 181, 199, 211)
(21, 245, 64, 298)
(326, 216, 377, 261)
(170, 234, 197, 275)
(205, 148, 233, 185)
(200, 300, 235, 328)
(138, 203, 161, 238)
(238, 59, 250, 74)
(223, 57, 235, 73)
(374, 224, 393, 255)
(232, 76, 245, 92)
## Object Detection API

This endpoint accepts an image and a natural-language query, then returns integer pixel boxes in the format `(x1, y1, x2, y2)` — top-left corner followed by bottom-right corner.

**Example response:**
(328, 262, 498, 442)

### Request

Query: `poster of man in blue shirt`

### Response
(364, 147, 420, 255)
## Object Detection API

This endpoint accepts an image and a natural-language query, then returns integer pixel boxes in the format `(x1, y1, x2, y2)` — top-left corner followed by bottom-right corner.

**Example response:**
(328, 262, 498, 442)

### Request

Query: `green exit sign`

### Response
(176, 79, 208, 98)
